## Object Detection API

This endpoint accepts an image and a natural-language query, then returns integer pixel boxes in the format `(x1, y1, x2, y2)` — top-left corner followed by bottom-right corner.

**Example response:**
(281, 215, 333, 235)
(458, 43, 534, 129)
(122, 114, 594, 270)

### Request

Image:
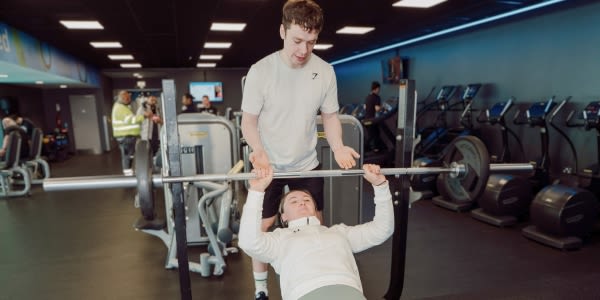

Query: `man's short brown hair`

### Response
(282, 0, 324, 33)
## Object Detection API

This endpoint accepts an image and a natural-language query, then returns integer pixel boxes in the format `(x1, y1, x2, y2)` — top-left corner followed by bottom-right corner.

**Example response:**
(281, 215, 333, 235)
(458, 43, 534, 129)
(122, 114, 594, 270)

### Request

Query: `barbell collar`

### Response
(489, 163, 534, 173)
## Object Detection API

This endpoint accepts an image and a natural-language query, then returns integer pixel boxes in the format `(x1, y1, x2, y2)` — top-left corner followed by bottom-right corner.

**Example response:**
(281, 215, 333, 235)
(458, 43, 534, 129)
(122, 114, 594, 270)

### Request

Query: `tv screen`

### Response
(189, 81, 223, 102)
(381, 56, 409, 84)
(0, 96, 19, 117)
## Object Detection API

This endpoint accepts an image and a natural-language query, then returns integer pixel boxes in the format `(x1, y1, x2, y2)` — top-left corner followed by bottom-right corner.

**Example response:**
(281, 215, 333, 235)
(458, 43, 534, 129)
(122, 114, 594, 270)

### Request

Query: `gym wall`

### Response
(334, 1, 600, 175)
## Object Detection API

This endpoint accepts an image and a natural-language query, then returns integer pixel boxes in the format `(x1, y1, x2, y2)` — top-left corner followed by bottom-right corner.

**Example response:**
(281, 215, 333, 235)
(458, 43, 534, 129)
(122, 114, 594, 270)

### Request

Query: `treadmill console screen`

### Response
(528, 100, 556, 118)
(584, 101, 600, 120)
(462, 84, 481, 100)
(489, 102, 508, 118)
(436, 85, 456, 101)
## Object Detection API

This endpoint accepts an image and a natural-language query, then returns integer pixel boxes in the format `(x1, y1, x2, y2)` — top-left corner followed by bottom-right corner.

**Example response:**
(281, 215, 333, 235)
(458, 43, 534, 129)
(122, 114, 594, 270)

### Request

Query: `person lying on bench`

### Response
(238, 164, 394, 300)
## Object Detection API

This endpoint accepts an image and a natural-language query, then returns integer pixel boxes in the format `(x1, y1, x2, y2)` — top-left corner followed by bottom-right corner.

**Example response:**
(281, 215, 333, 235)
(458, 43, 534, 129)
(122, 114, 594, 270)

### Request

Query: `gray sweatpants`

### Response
(298, 285, 366, 300)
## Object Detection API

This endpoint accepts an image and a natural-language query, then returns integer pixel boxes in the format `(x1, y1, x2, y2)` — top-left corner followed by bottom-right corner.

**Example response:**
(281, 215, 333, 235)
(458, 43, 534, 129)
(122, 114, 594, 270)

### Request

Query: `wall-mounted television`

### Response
(189, 81, 223, 102)
(381, 56, 409, 84)
(0, 96, 19, 117)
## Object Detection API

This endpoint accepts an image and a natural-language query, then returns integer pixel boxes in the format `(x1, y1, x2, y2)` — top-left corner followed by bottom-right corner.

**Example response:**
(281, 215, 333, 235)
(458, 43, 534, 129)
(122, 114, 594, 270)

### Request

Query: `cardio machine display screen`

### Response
(436, 86, 456, 101)
(584, 101, 600, 120)
(462, 84, 481, 100)
(489, 102, 507, 117)
(528, 101, 555, 118)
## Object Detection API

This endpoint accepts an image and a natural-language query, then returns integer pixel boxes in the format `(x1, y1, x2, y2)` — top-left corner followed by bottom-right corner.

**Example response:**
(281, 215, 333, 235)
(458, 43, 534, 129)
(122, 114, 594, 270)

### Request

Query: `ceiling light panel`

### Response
(108, 54, 134, 60)
(197, 63, 217, 68)
(204, 42, 232, 49)
(59, 20, 104, 29)
(200, 55, 223, 60)
(120, 63, 142, 68)
(314, 44, 333, 50)
(336, 26, 375, 35)
(90, 42, 123, 48)
(393, 0, 447, 8)
(211, 23, 246, 31)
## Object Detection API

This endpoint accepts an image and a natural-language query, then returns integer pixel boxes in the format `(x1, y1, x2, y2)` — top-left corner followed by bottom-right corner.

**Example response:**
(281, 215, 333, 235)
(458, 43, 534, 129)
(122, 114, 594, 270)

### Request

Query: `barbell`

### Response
(43, 136, 534, 221)
(43, 163, 467, 191)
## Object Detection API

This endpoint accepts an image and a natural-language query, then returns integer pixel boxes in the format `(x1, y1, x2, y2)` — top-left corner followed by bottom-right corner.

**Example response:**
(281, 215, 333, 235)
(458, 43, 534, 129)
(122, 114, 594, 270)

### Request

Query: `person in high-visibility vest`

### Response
(111, 90, 150, 176)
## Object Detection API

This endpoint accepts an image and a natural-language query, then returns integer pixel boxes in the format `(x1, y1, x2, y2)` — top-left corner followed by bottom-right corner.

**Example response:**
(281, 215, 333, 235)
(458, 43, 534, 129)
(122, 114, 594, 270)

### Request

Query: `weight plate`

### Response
(135, 140, 155, 220)
(436, 136, 490, 203)
(410, 157, 442, 192)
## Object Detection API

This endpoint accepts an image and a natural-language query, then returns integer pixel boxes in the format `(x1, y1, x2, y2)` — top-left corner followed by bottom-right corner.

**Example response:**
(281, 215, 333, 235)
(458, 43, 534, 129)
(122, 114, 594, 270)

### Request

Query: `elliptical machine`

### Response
(522, 99, 600, 250)
(413, 85, 458, 157)
(411, 84, 481, 198)
(565, 100, 600, 197)
(432, 97, 557, 213)
(408, 86, 456, 195)
(449, 83, 482, 139)
(512, 97, 557, 192)
(470, 97, 533, 226)
(476, 97, 524, 163)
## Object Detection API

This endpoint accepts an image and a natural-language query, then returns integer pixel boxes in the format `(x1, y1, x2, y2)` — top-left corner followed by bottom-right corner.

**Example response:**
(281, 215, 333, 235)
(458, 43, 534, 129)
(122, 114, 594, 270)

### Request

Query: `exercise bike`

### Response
(470, 97, 533, 226)
(565, 100, 600, 197)
(522, 99, 600, 250)
(411, 84, 481, 198)
(510, 96, 558, 191)
(476, 97, 524, 163)
(413, 85, 459, 157)
(408, 85, 456, 195)
(432, 96, 557, 212)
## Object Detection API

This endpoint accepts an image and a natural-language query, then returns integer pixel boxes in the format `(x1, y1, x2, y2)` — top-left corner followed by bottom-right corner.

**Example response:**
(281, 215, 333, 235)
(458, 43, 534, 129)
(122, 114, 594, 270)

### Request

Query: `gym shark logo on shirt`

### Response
(312, 72, 318, 79)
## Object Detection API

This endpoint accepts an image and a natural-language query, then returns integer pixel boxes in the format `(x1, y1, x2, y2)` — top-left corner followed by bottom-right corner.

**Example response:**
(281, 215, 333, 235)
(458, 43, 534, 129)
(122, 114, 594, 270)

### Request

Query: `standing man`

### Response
(0, 117, 30, 161)
(136, 95, 162, 158)
(181, 92, 197, 113)
(198, 95, 218, 115)
(111, 90, 147, 176)
(241, 1, 360, 299)
(13, 115, 37, 141)
(364, 81, 385, 152)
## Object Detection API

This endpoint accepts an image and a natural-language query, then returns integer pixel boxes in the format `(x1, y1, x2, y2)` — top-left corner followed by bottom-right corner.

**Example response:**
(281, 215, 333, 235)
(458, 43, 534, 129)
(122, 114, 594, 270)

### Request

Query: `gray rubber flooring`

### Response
(1, 149, 599, 300)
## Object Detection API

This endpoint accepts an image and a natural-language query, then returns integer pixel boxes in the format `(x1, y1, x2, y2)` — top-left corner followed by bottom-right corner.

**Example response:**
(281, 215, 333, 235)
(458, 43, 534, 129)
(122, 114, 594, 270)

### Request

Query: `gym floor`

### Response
(1, 149, 600, 300)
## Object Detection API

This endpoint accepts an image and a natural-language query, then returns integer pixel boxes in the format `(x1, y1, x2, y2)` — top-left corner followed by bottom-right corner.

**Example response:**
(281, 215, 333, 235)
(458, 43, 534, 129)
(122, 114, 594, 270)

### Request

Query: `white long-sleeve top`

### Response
(238, 182, 394, 300)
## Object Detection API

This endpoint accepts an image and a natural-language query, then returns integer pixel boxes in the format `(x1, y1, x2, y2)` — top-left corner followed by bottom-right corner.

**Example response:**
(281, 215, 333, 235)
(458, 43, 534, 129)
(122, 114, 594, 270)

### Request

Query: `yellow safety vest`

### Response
(111, 102, 143, 137)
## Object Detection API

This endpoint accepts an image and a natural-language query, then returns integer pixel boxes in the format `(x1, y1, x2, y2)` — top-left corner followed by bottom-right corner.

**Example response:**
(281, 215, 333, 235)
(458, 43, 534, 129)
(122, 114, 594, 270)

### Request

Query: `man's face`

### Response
(280, 23, 318, 68)
(182, 96, 191, 105)
(122, 92, 131, 104)
(281, 191, 317, 223)
(202, 97, 210, 106)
